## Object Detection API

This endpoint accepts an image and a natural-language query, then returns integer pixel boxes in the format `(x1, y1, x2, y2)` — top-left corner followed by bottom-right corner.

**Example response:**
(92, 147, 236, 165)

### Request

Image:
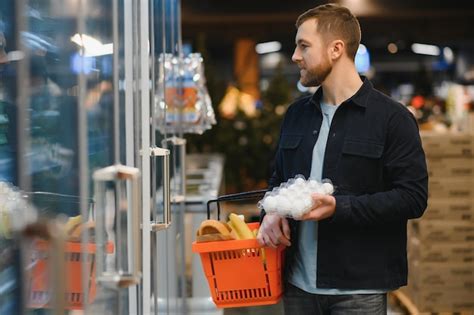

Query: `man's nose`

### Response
(292, 48, 301, 63)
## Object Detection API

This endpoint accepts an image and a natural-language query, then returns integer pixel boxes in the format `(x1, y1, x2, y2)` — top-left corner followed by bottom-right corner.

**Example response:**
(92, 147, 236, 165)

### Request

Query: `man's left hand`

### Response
(296, 193, 336, 221)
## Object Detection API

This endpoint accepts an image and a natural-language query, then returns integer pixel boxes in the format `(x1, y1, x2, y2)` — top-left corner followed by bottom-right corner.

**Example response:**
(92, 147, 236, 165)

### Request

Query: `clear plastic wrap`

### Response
(155, 53, 216, 135)
(257, 175, 335, 218)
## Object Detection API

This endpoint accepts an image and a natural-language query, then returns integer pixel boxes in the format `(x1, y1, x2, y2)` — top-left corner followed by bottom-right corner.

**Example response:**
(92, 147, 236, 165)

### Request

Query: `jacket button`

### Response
(313, 130, 318, 135)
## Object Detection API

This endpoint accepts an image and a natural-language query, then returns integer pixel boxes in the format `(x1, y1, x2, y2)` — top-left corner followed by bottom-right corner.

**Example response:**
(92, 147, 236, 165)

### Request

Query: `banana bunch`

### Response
(195, 213, 266, 262)
(227, 213, 255, 240)
(227, 213, 266, 263)
(196, 213, 260, 242)
(64, 215, 82, 235)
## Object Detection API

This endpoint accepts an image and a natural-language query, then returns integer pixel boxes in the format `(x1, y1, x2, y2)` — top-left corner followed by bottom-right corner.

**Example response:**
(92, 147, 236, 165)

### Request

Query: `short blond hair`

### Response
(296, 4, 361, 60)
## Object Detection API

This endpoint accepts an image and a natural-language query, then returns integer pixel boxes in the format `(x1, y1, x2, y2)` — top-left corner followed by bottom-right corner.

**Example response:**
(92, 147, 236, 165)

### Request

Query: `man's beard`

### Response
(300, 59, 332, 87)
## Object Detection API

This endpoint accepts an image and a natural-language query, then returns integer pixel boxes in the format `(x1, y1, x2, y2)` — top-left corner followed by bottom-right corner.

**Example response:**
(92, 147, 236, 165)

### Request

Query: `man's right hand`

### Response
(256, 213, 291, 248)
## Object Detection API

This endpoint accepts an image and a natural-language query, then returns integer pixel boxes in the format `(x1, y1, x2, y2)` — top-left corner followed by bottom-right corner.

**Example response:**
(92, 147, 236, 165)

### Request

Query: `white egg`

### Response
(322, 182, 334, 195)
(278, 196, 291, 212)
(292, 207, 305, 219)
(279, 187, 290, 196)
(274, 195, 284, 205)
(292, 200, 304, 213)
(294, 177, 306, 187)
(308, 180, 320, 192)
(302, 196, 313, 209)
(263, 196, 277, 211)
(288, 184, 299, 192)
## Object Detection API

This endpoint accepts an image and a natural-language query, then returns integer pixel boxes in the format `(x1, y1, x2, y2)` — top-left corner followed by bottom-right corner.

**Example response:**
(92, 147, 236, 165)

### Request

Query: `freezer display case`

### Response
(0, 0, 188, 314)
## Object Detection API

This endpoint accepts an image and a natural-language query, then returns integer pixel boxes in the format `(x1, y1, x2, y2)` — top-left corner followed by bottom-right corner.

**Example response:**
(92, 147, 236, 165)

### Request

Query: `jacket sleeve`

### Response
(330, 110, 428, 227)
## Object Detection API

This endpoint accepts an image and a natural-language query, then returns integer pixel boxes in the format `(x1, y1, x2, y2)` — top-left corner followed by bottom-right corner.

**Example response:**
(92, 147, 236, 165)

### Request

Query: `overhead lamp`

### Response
(411, 43, 440, 56)
(355, 43, 370, 74)
(71, 33, 113, 57)
(387, 43, 398, 54)
(357, 44, 367, 54)
(443, 47, 454, 64)
(255, 41, 281, 54)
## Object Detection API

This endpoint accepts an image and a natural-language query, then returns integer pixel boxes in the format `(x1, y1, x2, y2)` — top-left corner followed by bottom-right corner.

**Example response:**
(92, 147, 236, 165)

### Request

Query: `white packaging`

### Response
(257, 175, 335, 218)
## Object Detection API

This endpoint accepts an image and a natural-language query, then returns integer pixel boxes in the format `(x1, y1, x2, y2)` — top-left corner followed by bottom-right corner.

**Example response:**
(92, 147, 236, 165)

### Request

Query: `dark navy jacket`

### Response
(263, 78, 428, 289)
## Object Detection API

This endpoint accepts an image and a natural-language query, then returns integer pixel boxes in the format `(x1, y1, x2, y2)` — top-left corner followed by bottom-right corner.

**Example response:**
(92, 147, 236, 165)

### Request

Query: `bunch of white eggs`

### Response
(258, 176, 334, 218)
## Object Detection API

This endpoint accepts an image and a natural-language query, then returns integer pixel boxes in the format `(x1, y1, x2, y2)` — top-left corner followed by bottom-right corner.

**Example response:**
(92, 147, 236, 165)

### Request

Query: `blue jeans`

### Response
(283, 283, 387, 315)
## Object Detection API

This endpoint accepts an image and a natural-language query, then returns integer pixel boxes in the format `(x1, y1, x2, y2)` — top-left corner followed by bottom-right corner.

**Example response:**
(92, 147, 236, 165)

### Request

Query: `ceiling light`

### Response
(71, 33, 113, 57)
(411, 43, 440, 56)
(387, 43, 398, 54)
(357, 44, 367, 54)
(443, 47, 454, 64)
(255, 41, 281, 54)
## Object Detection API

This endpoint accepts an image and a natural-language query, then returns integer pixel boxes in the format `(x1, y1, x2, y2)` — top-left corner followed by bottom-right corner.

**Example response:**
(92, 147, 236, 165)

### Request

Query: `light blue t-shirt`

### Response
(288, 101, 392, 295)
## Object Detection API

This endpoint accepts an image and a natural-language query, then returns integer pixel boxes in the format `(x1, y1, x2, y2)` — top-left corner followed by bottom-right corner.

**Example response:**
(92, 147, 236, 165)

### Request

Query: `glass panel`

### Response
(1, 0, 129, 313)
(1, 1, 84, 313)
(0, 2, 17, 185)
(81, 0, 134, 314)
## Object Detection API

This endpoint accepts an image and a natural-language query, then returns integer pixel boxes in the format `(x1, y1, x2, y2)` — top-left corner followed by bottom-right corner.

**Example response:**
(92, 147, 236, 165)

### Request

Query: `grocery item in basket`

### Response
(257, 175, 334, 218)
(64, 215, 82, 235)
(228, 213, 255, 240)
(191, 222, 283, 308)
(68, 220, 96, 242)
(196, 220, 235, 242)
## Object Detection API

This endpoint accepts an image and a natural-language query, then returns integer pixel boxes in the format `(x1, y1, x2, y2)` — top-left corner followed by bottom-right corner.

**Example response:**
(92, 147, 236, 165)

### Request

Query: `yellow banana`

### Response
(227, 220, 240, 240)
(64, 215, 82, 235)
(229, 213, 254, 240)
(252, 229, 258, 238)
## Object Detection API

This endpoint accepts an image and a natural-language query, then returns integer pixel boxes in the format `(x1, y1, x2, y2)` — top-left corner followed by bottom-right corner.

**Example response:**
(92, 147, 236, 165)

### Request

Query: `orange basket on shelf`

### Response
(27, 240, 114, 310)
(192, 190, 285, 308)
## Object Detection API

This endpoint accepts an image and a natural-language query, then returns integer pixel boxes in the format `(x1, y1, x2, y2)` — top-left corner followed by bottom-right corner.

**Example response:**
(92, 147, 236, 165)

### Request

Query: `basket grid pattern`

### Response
(192, 216, 284, 308)
(216, 287, 271, 302)
(210, 248, 262, 260)
(29, 252, 96, 307)
(209, 247, 273, 303)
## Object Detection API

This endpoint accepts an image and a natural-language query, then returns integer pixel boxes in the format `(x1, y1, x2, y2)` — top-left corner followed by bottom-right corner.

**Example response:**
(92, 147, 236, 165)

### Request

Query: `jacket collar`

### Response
(310, 76, 372, 109)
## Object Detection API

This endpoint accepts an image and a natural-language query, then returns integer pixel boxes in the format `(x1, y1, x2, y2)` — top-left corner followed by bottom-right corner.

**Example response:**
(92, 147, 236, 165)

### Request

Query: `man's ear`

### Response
(330, 40, 345, 60)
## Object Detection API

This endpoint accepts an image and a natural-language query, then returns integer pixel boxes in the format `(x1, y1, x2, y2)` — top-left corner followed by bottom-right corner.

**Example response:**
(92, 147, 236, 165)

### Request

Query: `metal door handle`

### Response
(149, 147, 171, 231)
(93, 164, 142, 288)
(162, 137, 186, 204)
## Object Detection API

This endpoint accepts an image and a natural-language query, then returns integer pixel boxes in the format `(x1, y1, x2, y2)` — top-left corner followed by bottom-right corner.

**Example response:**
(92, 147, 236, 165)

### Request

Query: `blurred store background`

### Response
(1, 0, 473, 314)
(182, 0, 474, 193)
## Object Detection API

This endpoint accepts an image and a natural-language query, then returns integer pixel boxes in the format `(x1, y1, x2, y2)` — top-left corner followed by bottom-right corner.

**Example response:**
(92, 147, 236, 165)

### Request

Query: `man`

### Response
(257, 4, 428, 314)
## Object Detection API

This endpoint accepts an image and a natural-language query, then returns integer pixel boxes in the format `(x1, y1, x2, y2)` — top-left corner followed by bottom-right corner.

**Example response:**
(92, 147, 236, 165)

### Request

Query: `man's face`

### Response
(292, 19, 332, 87)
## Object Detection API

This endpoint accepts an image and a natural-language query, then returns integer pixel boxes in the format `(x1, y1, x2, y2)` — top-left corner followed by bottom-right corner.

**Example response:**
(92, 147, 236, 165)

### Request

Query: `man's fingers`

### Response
(281, 218, 291, 240)
(268, 230, 280, 247)
(263, 234, 278, 248)
(312, 193, 331, 207)
(278, 235, 291, 246)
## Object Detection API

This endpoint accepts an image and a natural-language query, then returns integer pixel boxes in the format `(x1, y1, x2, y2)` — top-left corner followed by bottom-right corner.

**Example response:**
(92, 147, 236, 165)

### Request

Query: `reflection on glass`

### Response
(0, 2, 18, 185)
(2, 0, 120, 313)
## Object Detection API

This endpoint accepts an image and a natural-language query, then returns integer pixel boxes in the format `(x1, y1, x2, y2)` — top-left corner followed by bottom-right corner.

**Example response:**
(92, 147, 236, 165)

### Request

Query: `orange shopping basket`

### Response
(192, 190, 285, 308)
(28, 240, 114, 310)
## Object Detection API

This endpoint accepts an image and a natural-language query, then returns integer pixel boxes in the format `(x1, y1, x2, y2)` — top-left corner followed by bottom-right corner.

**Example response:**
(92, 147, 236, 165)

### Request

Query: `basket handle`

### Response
(206, 189, 268, 220)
